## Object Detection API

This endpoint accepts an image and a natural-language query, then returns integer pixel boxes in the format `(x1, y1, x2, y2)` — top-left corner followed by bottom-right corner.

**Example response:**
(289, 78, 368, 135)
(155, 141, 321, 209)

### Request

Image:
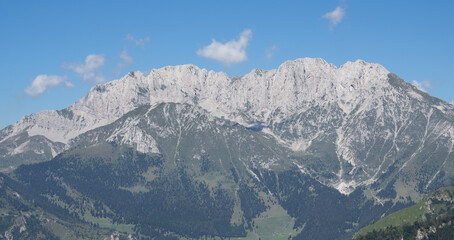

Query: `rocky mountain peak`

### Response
(1, 58, 453, 198)
(0, 58, 413, 152)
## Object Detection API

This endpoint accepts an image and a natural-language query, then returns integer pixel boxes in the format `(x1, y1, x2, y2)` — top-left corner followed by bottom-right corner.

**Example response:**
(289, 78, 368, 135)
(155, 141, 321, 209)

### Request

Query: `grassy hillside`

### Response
(355, 214, 454, 240)
(354, 186, 454, 239)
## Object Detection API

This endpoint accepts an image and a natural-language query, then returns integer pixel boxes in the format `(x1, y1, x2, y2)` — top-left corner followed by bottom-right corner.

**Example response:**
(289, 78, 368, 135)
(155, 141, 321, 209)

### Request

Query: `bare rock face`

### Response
(1, 58, 454, 198)
(0, 58, 391, 145)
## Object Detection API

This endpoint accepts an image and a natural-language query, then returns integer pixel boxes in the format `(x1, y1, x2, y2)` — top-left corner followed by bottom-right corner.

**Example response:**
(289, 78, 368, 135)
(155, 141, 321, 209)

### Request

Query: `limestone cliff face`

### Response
(1, 58, 454, 197)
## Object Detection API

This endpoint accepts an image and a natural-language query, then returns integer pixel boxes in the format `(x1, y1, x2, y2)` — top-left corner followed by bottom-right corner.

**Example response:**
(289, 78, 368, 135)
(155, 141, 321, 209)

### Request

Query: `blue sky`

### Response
(1, 0, 453, 129)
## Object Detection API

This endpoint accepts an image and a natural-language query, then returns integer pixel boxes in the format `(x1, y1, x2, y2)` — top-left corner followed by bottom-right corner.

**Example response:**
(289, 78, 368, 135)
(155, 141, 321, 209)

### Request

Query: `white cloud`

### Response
(412, 80, 432, 92)
(323, 6, 346, 31)
(114, 50, 134, 76)
(24, 75, 73, 97)
(125, 34, 150, 47)
(63, 54, 106, 83)
(266, 45, 278, 60)
(197, 29, 252, 66)
(119, 50, 133, 65)
(64, 81, 75, 88)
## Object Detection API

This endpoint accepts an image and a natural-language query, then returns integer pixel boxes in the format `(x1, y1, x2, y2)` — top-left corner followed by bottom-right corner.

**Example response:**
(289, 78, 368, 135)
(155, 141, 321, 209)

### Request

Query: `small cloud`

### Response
(24, 75, 73, 97)
(266, 45, 278, 60)
(197, 29, 252, 66)
(125, 34, 150, 47)
(119, 50, 133, 65)
(114, 50, 134, 76)
(65, 81, 75, 88)
(63, 54, 106, 84)
(323, 6, 346, 31)
(412, 80, 432, 92)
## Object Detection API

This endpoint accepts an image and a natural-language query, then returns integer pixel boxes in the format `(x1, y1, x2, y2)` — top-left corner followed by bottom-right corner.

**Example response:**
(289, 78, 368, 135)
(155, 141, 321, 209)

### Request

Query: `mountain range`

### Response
(1, 58, 454, 239)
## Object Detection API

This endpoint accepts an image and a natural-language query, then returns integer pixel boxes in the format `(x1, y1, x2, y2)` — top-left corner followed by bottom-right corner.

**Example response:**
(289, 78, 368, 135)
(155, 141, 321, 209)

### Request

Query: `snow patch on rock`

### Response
(107, 118, 159, 154)
(10, 140, 31, 156)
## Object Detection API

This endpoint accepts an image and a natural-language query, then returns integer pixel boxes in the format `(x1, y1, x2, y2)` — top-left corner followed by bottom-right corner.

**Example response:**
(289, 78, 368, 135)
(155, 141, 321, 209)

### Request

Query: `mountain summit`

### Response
(2, 58, 454, 239)
(1, 58, 454, 196)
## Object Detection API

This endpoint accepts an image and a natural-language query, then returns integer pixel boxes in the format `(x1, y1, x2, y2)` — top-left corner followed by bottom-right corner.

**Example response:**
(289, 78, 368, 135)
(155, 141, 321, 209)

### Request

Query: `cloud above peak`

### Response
(266, 45, 278, 60)
(63, 54, 106, 84)
(24, 75, 74, 97)
(197, 29, 252, 66)
(114, 50, 134, 76)
(323, 6, 346, 31)
(125, 34, 150, 47)
(412, 80, 432, 92)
